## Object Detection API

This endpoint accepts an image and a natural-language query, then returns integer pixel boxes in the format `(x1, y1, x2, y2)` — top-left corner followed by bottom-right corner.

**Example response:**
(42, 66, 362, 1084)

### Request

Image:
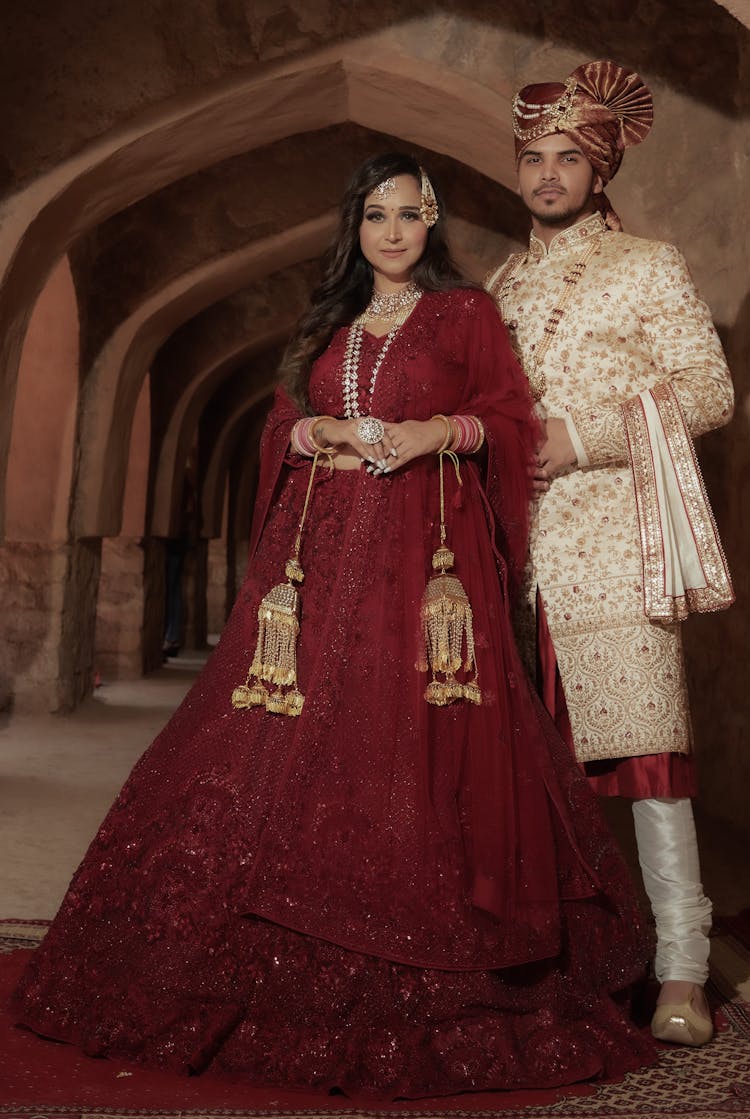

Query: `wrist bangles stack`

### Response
(292, 414, 485, 457)
(432, 414, 485, 455)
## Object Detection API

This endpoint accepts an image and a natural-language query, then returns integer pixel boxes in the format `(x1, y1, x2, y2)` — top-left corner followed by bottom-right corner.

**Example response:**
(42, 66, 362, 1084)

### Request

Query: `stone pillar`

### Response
(232, 538, 250, 603)
(141, 536, 166, 673)
(0, 257, 87, 713)
(94, 375, 151, 679)
(0, 542, 69, 712)
(94, 537, 145, 680)
(58, 538, 102, 710)
(183, 538, 208, 650)
(0, 537, 101, 713)
(206, 536, 228, 637)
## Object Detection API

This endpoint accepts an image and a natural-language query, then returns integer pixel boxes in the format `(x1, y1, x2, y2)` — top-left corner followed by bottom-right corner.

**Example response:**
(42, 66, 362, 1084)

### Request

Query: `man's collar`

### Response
(528, 211, 606, 259)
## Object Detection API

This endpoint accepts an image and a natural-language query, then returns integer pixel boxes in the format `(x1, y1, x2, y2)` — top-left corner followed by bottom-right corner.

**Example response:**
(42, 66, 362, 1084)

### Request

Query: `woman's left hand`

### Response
(368, 418, 447, 475)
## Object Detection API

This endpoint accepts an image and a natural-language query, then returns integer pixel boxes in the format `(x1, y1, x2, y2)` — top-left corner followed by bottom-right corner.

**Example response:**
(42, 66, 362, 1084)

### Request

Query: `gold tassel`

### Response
(418, 453, 481, 706)
(232, 451, 328, 717)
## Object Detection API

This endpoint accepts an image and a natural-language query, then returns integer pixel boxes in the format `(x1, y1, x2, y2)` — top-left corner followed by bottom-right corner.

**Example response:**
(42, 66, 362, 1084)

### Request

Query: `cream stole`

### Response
(622, 381, 734, 622)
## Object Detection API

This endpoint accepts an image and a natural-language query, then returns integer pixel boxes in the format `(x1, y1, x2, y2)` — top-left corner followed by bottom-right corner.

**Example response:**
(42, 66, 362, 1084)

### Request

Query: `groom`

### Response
(486, 59, 734, 1046)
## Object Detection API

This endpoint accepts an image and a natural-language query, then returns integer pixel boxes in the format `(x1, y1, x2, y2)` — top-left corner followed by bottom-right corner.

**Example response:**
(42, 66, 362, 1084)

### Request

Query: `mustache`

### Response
(533, 185, 566, 196)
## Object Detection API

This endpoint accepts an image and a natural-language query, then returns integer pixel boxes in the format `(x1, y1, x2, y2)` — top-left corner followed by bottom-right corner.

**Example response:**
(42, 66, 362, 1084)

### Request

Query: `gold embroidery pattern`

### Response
(486, 219, 733, 762)
(552, 620, 693, 762)
(569, 240, 733, 468)
(485, 253, 525, 306)
(489, 235, 601, 402)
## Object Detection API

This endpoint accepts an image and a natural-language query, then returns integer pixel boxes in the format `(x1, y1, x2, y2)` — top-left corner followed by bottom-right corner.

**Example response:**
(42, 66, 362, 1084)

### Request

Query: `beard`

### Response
(526, 189, 597, 228)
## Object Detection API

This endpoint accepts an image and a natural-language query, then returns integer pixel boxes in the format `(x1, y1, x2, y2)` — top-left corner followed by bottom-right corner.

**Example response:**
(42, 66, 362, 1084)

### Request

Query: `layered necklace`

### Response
(342, 282, 422, 418)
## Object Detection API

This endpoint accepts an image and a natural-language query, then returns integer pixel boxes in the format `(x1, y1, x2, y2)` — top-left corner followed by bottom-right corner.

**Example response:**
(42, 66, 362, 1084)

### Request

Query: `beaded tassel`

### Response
(232, 452, 325, 717)
(418, 453, 481, 706)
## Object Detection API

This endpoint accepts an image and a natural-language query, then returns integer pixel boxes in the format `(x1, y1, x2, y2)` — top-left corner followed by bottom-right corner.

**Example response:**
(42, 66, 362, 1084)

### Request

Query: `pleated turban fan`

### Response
(512, 60, 654, 183)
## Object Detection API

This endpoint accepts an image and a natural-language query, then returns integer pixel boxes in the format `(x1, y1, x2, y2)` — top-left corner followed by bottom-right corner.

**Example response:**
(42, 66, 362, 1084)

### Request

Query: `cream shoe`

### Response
(651, 986, 714, 1047)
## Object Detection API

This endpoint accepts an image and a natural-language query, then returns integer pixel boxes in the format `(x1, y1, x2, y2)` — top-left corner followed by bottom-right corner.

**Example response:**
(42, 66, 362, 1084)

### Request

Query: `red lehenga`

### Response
(12, 290, 656, 1097)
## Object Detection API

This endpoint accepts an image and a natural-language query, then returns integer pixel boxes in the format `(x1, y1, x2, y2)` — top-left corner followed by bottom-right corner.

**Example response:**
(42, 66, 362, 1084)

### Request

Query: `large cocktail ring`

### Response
(356, 416, 385, 445)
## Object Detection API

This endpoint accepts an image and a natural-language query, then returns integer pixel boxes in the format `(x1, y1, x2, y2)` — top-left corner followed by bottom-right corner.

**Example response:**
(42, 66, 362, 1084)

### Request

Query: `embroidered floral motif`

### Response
(489, 223, 733, 763)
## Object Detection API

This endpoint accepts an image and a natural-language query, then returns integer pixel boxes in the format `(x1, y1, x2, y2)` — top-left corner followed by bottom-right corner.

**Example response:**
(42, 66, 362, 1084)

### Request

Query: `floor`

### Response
(1, 650, 749, 922)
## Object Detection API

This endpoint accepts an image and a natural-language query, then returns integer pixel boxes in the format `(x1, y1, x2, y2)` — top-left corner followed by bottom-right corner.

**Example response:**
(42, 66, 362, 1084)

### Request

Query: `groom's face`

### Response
(516, 133, 603, 228)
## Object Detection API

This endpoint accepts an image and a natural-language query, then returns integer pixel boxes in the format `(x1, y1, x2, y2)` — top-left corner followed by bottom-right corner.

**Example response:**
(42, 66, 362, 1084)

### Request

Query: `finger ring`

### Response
(356, 417, 385, 445)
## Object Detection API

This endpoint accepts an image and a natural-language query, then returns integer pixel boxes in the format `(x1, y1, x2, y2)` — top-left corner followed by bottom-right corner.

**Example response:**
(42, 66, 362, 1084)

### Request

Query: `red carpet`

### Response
(2, 918, 750, 1118)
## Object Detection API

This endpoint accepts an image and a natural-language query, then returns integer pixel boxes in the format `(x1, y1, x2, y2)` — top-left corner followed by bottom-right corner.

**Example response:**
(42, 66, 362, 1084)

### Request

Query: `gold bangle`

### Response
(432, 414, 453, 455)
(310, 415, 337, 455)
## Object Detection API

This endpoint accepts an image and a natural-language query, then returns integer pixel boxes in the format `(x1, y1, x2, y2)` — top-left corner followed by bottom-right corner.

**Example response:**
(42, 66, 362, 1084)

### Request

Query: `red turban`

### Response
(512, 60, 653, 184)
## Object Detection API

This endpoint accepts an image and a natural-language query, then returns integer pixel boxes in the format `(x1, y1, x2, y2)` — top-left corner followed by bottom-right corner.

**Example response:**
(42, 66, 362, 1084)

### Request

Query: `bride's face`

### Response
(359, 174, 428, 289)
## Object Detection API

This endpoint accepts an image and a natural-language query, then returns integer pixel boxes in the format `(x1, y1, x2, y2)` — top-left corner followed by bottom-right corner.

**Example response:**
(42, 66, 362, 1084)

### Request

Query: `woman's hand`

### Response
(314, 416, 446, 474)
(372, 418, 447, 475)
(313, 416, 397, 467)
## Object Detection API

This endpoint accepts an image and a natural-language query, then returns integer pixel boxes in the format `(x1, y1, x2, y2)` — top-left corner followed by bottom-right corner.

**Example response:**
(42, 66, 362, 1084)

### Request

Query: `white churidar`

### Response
(632, 797, 712, 984)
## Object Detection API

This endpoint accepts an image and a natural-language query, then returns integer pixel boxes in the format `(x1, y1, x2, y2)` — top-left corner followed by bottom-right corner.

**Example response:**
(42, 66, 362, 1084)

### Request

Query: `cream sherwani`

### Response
(487, 212, 733, 763)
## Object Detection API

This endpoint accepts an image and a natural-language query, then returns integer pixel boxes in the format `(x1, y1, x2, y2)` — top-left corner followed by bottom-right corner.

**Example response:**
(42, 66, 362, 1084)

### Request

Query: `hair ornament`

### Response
(372, 177, 398, 199)
(419, 167, 439, 228)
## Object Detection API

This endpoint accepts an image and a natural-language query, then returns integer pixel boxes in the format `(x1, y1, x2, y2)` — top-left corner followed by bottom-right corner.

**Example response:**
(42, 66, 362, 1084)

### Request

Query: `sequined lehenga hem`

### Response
(14, 910, 655, 1099)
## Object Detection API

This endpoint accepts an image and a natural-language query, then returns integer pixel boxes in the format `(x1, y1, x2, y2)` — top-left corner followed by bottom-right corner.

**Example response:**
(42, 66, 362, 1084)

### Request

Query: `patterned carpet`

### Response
(2, 917, 750, 1119)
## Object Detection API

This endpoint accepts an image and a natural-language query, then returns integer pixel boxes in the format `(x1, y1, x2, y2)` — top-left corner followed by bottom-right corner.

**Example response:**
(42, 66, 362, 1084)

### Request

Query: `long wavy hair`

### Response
(282, 152, 472, 411)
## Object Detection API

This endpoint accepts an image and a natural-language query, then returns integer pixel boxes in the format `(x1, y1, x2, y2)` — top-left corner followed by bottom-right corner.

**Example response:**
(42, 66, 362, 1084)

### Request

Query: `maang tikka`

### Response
(371, 169, 438, 227)
(372, 177, 397, 199)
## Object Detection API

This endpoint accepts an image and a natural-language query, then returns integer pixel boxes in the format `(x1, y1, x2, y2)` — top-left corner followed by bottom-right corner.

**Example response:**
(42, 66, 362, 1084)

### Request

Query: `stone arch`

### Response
(150, 329, 290, 538)
(4, 256, 79, 544)
(0, 42, 515, 533)
(72, 214, 337, 539)
(714, 0, 750, 26)
(201, 397, 272, 542)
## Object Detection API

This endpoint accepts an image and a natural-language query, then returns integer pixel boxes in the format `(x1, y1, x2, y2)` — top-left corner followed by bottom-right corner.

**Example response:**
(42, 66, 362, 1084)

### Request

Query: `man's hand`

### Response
(530, 461, 550, 496)
(536, 417, 578, 481)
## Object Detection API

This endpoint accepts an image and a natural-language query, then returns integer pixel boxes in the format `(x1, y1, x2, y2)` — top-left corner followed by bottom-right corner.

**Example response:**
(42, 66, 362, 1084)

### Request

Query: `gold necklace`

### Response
(358, 282, 421, 325)
(341, 287, 423, 418)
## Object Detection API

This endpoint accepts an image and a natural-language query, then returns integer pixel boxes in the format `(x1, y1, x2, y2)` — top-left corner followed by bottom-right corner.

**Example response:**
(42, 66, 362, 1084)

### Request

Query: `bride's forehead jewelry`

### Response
(372, 176, 398, 199)
(419, 167, 439, 228)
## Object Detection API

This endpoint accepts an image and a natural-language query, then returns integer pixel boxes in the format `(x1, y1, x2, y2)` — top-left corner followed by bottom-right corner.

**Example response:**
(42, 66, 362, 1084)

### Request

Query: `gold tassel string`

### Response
(419, 452, 481, 706)
(232, 451, 328, 717)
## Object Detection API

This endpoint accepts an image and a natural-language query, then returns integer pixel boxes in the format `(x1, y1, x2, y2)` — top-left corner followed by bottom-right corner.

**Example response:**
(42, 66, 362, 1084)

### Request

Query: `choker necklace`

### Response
(358, 282, 422, 325)
(342, 286, 422, 418)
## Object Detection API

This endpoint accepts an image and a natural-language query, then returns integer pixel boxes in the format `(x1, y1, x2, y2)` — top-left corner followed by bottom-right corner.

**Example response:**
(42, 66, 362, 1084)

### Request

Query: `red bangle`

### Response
(448, 415, 484, 453)
(291, 418, 317, 456)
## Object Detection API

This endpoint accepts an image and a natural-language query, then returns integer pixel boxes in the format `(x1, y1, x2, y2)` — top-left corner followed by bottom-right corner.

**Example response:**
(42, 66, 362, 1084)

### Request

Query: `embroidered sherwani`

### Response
(487, 213, 733, 763)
